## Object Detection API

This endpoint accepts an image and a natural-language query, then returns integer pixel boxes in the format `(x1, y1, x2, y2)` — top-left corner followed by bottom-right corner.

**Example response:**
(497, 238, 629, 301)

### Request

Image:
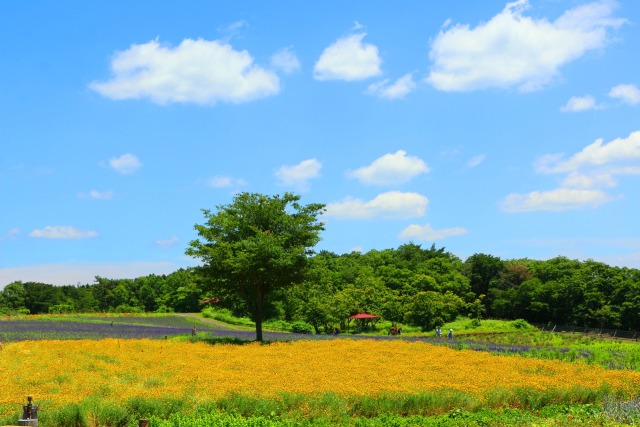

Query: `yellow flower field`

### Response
(1, 339, 639, 407)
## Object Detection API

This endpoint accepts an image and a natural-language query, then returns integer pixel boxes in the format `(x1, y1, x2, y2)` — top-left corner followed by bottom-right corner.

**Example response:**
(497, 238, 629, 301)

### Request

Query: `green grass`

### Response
(468, 330, 640, 371)
(441, 317, 537, 336)
(2, 395, 637, 426)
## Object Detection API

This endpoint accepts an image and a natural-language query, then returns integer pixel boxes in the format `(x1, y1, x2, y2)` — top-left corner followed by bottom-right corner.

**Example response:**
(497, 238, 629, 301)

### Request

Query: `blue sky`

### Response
(2, 0, 639, 287)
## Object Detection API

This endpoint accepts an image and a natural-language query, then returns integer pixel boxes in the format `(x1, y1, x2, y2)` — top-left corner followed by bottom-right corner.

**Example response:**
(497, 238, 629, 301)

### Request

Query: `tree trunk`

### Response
(255, 289, 264, 342)
(255, 316, 263, 342)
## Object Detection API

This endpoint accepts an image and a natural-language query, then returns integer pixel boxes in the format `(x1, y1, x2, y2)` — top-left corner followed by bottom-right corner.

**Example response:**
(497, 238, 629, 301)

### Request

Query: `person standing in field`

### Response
(436, 326, 442, 339)
(448, 328, 453, 339)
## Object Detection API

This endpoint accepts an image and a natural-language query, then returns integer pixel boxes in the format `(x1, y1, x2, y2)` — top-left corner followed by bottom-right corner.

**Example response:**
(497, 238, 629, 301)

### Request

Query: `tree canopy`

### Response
(185, 192, 325, 341)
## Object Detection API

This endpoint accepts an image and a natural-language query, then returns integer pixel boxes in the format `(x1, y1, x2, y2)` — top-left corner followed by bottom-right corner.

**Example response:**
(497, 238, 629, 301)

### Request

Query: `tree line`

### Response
(2, 247, 639, 332)
(2, 192, 639, 336)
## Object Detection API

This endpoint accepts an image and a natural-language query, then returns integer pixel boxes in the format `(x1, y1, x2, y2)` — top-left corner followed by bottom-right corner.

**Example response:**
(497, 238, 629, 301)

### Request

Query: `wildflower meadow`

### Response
(2, 315, 640, 426)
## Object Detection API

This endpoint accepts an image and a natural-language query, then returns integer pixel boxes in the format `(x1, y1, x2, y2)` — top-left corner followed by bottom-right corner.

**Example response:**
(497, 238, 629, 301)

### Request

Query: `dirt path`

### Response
(175, 313, 254, 331)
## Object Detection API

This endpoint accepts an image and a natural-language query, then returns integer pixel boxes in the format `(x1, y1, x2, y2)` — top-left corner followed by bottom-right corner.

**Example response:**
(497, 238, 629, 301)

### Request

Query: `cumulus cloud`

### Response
(609, 83, 640, 105)
(367, 73, 416, 99)
(501, 188, 612, 212)
(206, 175, 247, 189)
(348, 150, 429, 185)
(314, 32, 382, 81)
(325, 191, 428, 219)
(90, 38, 280, 105)
(271, 47, 300, 74)
(274, 159, 322, 192)
(399, 223, 468, 241)
(29, 226, 98, 239)
(501, 130, 639, 212)
(561, 172, 617, 189)
(108, 153, 142, 175)
(426, 0, 624, 92)
(561, 95, 601, 112)
(536, 131, 640, 174)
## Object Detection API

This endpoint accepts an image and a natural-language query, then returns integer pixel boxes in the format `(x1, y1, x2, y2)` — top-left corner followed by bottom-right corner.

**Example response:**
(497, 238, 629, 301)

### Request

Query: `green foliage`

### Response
(512, 318, 532, 329)
(0, 395, 626, 427)
(289, 320, 314, 334)
(4, 236, 640, 334)
(186, 192, 325, 341)
(404, 291, 465, 330)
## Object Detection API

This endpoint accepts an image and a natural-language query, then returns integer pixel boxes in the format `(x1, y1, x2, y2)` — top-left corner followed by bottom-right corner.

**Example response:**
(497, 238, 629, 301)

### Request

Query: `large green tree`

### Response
(186, 192, 325, 341)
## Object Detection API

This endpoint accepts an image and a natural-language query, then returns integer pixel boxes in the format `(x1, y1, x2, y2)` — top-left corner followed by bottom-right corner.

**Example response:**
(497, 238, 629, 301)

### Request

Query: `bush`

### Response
(290, 321, 314, 334)
(511, 319, 532, 330)
(155, 305, 174, 313)
(113, 305, 143, 314)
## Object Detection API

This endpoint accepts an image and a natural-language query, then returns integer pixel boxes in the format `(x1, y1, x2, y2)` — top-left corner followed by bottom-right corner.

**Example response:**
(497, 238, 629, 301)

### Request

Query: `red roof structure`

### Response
(348, 313, 379, 319)
(347, 313, 380, 331)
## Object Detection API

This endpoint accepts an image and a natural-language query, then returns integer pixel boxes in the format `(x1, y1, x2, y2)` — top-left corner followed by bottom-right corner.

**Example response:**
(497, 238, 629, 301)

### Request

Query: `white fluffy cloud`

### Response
(501, 188, 612, 212)
(502, 130, 639, 212)
(609, 84, 640, 105)
(109, 153, 142, 175)
(536, 131, 640, 174)
(399, 223, 468, 241)
(325, 191, 428, 219)
(367, 73, 416, 99)
(348, 150, 429, 185)
(90, 38, 280, 105)
(561, 172, 617, 189)
(314, 33, 382, 81)
(29, 226, 98, 239)
(427, 0, 624, 92)
(561, 95, 601, 112)
(274, 159, 322, 192)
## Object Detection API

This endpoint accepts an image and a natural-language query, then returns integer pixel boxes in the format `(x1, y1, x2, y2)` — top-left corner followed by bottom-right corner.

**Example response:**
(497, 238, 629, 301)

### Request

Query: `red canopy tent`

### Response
(348, 313, 379, 320)
(347, 313, 380, 331)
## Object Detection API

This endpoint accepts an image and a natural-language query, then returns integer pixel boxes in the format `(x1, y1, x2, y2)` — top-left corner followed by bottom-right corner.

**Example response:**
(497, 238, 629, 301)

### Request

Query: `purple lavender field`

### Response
(0, 315, 350, 342)
(0, 314, 573, 354)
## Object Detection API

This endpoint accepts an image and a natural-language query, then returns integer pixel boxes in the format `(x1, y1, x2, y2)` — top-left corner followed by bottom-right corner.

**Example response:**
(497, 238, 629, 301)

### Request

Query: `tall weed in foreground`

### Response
(603, 394, 640, 424)
(39, 398, 130, 427)
(1, 398, 633, 426)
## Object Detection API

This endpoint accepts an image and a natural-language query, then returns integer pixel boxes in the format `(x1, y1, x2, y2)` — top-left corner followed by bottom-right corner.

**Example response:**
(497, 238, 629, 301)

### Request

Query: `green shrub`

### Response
(290, 321, 313, 334)
(113, 304, 143, 314)
(511, 319, 532, 329)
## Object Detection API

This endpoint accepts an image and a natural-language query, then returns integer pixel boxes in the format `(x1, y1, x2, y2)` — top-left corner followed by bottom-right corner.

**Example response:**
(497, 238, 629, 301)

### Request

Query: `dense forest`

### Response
(2, 244, 639, 332)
